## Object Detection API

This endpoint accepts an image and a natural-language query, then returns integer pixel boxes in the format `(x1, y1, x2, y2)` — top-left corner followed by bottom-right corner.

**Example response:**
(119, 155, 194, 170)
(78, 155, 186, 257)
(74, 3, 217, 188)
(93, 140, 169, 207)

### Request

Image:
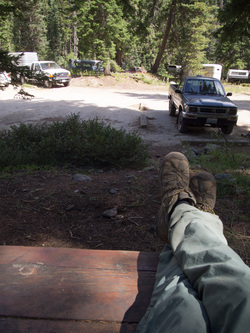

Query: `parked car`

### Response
(0, 71, 11, 87)
(168, 65, 182, 73)
(169, 75, 238, 134)
(69, 59, 104, 73)
(128, 66, 147, 73)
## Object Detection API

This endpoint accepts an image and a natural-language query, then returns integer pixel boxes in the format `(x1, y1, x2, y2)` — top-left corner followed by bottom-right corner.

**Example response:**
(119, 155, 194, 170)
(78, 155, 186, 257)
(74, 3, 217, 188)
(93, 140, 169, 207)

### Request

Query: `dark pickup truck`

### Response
(169, 76, 238, 134)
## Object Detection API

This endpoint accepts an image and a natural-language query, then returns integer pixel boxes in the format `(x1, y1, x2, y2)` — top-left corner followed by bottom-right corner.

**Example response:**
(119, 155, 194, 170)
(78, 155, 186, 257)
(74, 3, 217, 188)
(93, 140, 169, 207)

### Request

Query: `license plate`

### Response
(207, 118, 217, 124)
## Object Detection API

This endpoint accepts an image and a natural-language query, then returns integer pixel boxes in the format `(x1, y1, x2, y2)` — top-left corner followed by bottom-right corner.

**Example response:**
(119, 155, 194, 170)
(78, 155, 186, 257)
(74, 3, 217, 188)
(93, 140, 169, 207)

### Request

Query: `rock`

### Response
(142, 166, 155, 172)
(66, 204, 75, 211)
(73, 174, 92, 182)
(109, 189, 117, 194)
(190, 147, 199, 155)
(103, 206, 118, 218)
(115, 220, 123, 228)
(214, 173, 235, 182)
(204, 143, 219, 154)
(126, 174, 137, 180)
(188, 150, 197, 159)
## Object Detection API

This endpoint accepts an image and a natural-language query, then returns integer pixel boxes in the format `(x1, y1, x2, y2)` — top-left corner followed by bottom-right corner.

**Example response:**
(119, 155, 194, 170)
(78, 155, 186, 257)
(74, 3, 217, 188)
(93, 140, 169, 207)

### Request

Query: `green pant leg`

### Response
(136, 245, 209, 333)
(169, 203, 250, 333)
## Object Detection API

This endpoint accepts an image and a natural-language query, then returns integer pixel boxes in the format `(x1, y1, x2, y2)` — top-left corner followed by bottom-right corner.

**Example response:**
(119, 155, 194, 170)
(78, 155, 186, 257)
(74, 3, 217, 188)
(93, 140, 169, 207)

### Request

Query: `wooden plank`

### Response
(0, 246, 158, 325)
(139, 114, 147, 128)
(0, 318, 137, 333)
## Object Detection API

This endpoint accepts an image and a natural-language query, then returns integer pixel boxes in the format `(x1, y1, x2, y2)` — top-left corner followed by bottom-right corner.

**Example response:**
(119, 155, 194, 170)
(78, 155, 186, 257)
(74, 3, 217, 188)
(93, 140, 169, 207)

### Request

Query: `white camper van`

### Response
(202, 64, 222, 81)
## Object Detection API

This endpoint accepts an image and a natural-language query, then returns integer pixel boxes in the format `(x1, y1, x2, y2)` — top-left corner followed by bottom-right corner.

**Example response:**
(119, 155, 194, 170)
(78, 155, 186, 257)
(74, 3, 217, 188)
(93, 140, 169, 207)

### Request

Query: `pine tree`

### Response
(215, 0, 250, 70)
(76, 0, 130, 67)
(12, 0, 48, 58)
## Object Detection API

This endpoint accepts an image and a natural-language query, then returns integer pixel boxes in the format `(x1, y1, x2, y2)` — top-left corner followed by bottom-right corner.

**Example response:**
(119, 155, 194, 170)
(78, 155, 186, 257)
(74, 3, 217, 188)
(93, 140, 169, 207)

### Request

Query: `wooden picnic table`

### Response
(0, 246, 159, 332)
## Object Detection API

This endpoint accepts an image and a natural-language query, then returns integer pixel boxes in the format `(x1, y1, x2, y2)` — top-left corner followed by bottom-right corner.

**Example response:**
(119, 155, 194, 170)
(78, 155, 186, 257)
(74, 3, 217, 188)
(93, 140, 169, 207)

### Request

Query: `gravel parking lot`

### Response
(0, 77, 249, 146)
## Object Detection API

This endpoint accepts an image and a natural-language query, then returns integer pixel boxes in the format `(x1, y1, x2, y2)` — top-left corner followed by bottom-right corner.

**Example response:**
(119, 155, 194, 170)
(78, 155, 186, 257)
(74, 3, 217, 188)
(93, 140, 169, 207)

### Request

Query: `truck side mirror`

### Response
(227, 92, 232, 96)
(175, 89, 182, 94)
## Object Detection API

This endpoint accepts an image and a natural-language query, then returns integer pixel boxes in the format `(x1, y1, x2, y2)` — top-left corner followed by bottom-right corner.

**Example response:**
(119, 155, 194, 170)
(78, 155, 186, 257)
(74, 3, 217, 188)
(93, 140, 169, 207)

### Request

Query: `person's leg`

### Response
(157, 153, 250, 333)
(136, 245, 210, 333)
(169, 203, 250, 333)
(137, 153, 209, 333)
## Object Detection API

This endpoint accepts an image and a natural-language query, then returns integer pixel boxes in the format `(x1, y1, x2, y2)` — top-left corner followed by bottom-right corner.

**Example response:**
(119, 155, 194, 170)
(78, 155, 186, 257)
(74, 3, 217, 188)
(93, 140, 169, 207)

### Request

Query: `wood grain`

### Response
(0, 246, 159, 333)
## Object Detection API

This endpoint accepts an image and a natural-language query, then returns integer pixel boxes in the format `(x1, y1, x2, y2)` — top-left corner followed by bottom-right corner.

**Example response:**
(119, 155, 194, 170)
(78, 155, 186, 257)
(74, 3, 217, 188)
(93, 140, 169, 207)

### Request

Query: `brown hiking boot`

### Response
(156, 152, 196, 242)
(189, 172, 216, 214)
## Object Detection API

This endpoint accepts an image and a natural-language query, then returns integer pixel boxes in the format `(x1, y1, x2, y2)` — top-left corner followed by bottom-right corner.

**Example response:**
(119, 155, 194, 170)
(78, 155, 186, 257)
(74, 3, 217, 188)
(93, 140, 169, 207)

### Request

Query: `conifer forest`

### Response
(0, 0, 249, 76)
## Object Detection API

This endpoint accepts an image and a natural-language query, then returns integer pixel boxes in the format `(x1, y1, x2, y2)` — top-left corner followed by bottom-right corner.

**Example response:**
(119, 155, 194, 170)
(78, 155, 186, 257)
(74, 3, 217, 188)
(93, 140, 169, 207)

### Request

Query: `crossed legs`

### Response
(136, 152, 250, 333)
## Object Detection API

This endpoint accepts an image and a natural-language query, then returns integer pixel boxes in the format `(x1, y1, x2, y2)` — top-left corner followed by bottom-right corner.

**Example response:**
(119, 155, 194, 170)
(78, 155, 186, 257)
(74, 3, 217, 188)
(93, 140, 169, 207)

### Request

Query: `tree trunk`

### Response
(151, 0, 176, 74)
(116, 49, 122, 67)
(73, 11, 78, 58)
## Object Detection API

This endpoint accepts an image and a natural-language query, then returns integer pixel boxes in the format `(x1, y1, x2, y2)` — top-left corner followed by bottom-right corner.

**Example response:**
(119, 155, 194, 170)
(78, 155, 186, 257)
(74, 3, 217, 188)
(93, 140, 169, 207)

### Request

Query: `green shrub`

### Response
(0, 114, 149, 171)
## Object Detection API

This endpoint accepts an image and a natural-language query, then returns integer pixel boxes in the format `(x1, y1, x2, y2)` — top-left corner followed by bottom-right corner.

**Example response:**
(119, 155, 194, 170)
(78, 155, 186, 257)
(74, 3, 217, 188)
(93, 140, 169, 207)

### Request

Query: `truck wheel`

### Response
(177, 112, 188, 133)
(63, 82, 70, 87)
(44, 80, 53, 88)
(221, 124, 234, 135)
(169, 100, 176, 116)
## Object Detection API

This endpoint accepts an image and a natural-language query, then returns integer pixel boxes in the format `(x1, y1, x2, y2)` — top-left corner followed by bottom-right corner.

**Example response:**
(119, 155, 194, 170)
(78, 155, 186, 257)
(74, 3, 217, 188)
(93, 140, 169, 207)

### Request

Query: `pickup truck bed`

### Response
(169, 76, 238, 134)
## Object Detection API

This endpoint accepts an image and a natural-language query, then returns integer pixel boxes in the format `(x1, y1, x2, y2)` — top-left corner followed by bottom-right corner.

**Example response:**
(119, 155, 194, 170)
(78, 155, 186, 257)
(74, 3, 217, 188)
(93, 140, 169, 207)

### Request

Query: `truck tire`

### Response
(63, 82, 70, 87)
(169, 99, 176, 116)
(177, 112, 188, 133)
(44, 79, 53, 88)
(221, 124, 234, 135)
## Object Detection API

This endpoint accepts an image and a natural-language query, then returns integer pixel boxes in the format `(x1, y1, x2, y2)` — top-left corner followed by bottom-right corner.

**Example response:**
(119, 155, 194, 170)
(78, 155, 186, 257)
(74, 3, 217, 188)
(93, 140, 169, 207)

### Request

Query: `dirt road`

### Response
(0, 77, 249, 146)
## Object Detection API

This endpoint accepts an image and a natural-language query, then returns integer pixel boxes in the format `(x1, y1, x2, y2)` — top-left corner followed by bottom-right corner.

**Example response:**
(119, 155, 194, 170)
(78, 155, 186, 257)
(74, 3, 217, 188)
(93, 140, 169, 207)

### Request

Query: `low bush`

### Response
(0, 114, 149, 171)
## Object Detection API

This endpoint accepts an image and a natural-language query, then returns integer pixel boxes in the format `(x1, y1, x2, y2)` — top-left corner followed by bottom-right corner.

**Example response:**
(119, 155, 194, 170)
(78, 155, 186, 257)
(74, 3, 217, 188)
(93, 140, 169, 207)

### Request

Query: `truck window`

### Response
(184, 79, 225, 95)
(185, 79, 200, 94)
(40, 62, 60, 70)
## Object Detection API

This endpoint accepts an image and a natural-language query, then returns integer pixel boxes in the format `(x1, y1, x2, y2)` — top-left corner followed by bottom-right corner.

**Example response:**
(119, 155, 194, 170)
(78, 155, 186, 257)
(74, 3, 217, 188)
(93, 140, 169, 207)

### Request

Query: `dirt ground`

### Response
(0, 145, 167, 252)
(0, 76, 249, 264)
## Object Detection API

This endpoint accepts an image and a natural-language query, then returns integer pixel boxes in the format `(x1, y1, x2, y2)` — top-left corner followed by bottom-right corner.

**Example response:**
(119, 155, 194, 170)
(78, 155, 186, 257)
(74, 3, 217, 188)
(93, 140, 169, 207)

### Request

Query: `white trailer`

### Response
(202, 64, 222, 81)
(227, 69, 249, 82)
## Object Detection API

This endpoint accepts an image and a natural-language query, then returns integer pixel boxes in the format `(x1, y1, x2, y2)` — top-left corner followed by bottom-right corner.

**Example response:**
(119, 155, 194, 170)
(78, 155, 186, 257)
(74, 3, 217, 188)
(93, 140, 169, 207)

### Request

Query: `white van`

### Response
(202, 64, 222, 80)
(227, 69, 249, 82)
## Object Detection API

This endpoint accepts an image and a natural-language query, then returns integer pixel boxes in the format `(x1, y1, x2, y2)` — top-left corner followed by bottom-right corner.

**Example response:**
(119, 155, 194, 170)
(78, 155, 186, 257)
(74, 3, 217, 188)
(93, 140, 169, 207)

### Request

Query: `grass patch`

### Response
(187, 145, 250, 198)
(190, 147, 249, 173)
(222, 82, 250, 94)
(0, 114, 150, 171)
(186, 144, 250, 263)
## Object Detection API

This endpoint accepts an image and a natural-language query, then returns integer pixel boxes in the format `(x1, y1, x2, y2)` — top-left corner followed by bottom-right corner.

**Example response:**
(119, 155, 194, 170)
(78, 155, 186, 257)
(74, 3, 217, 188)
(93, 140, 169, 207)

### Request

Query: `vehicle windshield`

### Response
(184, 79, 225, 96)
(40, 62, 60, 70)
